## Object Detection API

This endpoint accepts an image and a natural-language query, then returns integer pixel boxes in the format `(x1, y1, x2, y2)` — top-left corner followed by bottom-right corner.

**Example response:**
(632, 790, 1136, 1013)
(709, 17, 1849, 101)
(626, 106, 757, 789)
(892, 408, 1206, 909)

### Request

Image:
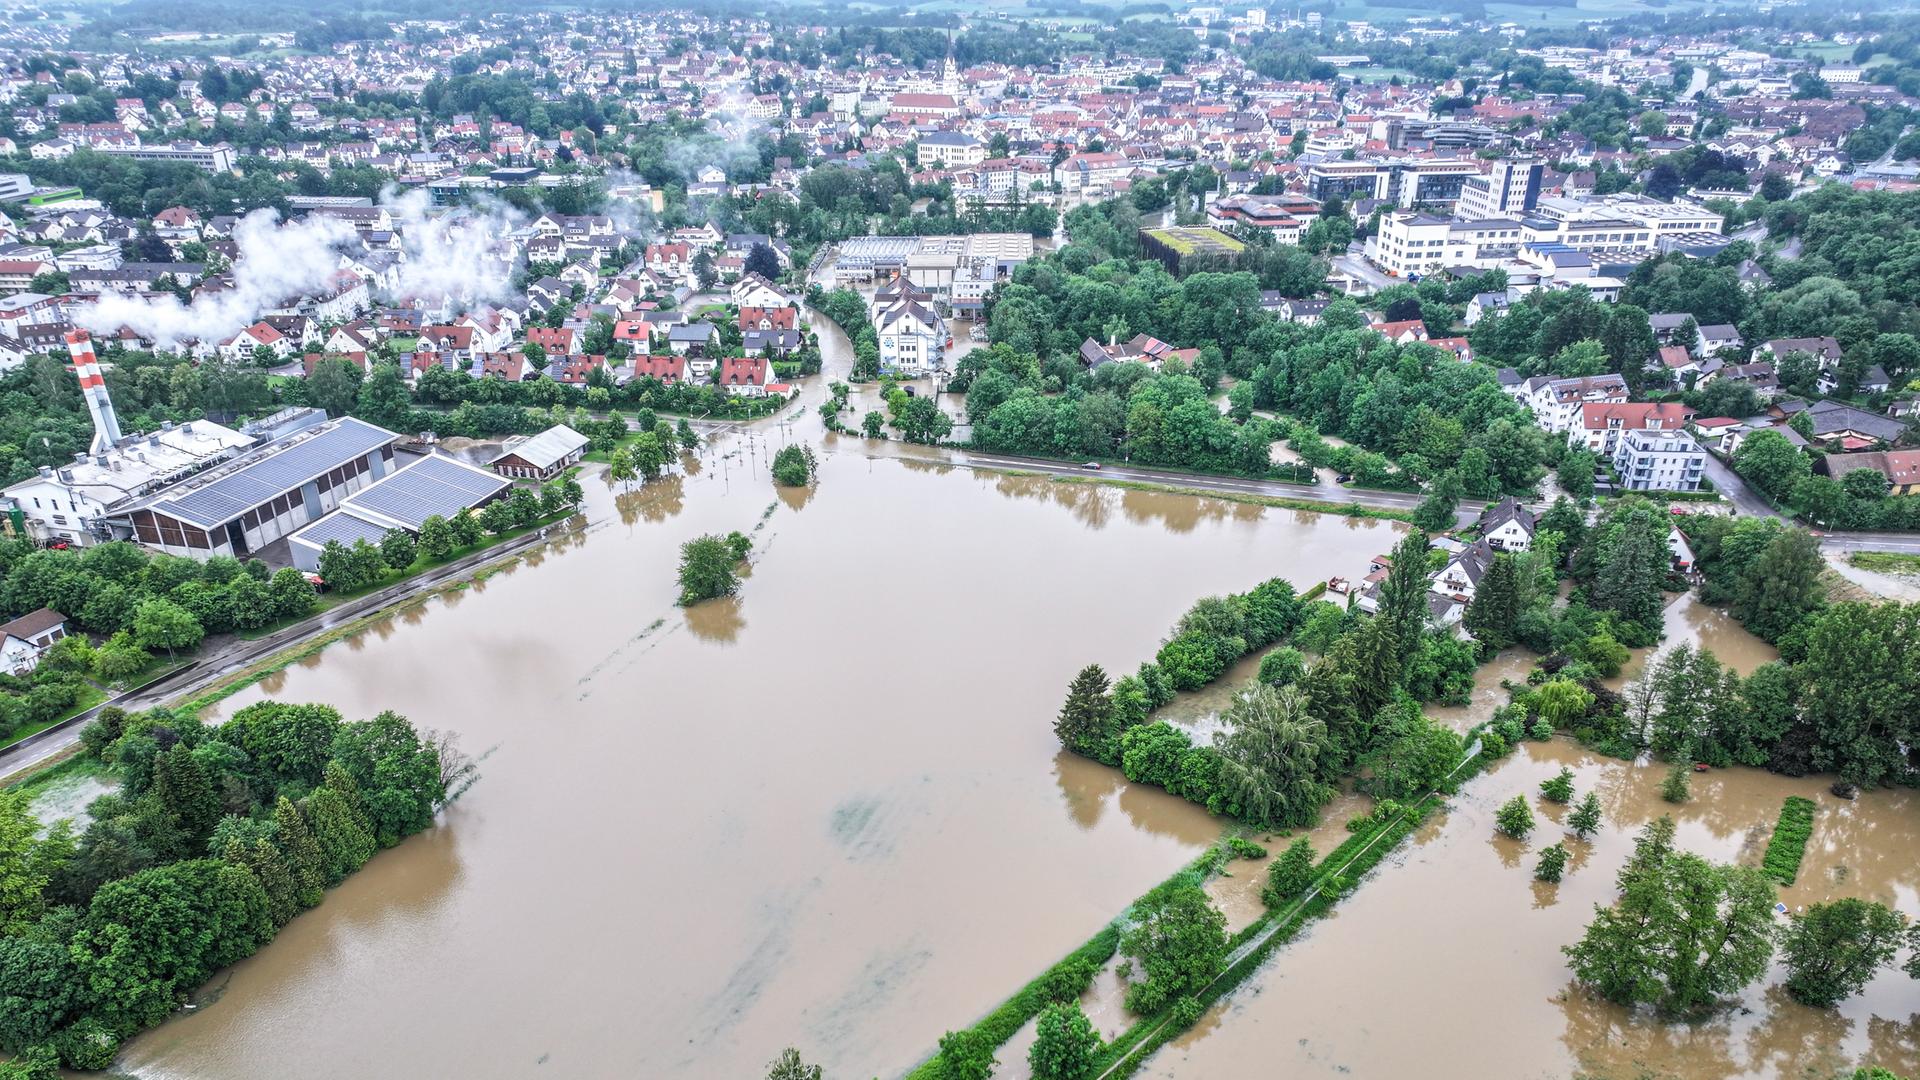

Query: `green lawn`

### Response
(1847, 551, 1920, 576)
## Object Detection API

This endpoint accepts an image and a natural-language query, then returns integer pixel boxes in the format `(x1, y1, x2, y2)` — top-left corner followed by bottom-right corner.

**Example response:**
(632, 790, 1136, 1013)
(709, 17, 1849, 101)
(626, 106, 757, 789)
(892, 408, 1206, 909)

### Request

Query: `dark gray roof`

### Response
(343, 453, 508, 530)
(148, 418, 396, 527)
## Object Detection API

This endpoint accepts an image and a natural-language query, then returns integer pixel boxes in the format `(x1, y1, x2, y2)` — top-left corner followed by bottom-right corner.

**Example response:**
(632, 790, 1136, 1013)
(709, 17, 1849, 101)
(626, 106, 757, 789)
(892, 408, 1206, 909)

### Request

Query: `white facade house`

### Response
(875, 300, 947, 376)
(1610, 427, 1707, 492)
(0, 608, 67, 676)
(1511, 373, 1630, 435)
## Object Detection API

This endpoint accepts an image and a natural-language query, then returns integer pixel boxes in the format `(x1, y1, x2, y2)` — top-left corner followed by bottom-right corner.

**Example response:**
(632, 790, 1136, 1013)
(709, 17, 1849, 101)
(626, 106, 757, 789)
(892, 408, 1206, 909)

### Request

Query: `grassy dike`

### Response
(902, 723, 1497, 1079)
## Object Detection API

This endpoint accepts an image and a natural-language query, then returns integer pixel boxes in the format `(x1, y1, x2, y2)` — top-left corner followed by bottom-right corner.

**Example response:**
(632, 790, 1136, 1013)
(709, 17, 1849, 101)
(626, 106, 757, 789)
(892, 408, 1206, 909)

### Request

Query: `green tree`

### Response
(329, 711, 446, 846)
(1120, 883, 1227, 1014)
(306, 357, 364, 417)
(1781, 899, 1908, 1008)
(1212, 684, 1334, 830)
(131, 598, 202, 658)
(380, 528, 417, 572)
(354, 363, 412, 429)
(1055, 664, 1113, 755)
(304, 765, 377, 885)
(0, 791, 61, 935)
(1495, 794, 1534, 839)
(1535, 842, 1570, 883)
(765, 1048, 823, 1080)
(1263, 837, 1316, 907)
(1730, 528, 1825, 642)
(1556, 448, 1596, 502)
(1591, 507, 1668, 634)
(771, 444, 817, 486)
(272, 795, 326, 909)
(1569, 792, 1603, 839)
(268, 567, 316, 620)
(1534, 679, 1594, 732)
(862, 410, 885, 438)
(1540, 767, 1575, 804)
(150, 744, 222, 846)
(1412, 470, 1463, 532)
(677, 533, 745, 605)
(1377, 529, 1435, 660)
(935, 1028, 996, 1080)
(1564, 817, 1777, 1013)
(1661, 759, 1692, 803)
(1463, 553, 1522, 649)
(1732, 429, 1810, 503)
(1029, 1001, 1101, 1080)
(418, 515, 455, 561)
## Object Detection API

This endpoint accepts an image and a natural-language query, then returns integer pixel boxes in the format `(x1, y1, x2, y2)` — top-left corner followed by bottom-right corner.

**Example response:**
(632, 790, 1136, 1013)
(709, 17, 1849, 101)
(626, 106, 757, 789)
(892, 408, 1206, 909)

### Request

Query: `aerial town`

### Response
(0, 1, 1918, 1078)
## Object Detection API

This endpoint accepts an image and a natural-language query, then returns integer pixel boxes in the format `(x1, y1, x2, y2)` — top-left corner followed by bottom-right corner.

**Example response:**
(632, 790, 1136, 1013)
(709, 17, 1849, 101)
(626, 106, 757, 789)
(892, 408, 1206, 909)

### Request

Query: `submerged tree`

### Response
(1781, 899, 1908, 1008)
(1029, 1001, 1101, 1080)
(1568, 792, 1603, 839)
(765, 1047, 824, 1080)
(677, 532, 751, 605)
(1055, 664, 1113, 756)
(1495, 794, 1535, 839)
(771, 444, 818, 487)
(1120, 883, 1227, 1015)
(1564, 817, 1776, 1013)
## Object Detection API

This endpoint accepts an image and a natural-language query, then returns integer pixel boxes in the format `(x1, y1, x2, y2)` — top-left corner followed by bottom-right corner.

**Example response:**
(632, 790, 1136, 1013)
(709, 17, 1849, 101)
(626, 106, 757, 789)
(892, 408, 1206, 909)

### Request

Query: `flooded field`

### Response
(1151, 739, 1920, 1080)
(116, 447, 1403, 1080)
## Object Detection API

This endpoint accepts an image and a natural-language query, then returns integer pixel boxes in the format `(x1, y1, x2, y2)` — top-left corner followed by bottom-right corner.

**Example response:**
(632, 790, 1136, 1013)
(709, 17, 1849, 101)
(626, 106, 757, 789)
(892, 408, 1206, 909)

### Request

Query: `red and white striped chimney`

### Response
(66, 330, 124, 454)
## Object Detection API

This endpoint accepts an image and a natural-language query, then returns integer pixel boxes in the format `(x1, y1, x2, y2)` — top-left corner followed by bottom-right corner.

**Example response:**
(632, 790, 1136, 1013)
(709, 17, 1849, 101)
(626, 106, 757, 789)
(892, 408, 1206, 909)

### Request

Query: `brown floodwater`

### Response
(114, 444, 1405, 1079)
(1150, 738, 1920, 1080)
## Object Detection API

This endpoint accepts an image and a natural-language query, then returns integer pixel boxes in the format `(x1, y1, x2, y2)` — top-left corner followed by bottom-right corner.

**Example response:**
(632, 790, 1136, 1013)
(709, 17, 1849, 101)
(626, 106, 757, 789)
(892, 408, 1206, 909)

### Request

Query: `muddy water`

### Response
(1152, 739, 1920, 1080)
(1610, 591, 1779, 689)
(117, 449, 1402, 1080)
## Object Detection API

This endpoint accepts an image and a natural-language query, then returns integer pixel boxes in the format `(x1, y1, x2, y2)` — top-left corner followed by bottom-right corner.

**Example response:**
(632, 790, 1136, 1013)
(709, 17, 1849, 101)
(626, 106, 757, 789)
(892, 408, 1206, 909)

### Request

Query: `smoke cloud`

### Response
(380, 185, 522, 309)
(77, 190, 530, 350)
(78, 209, 358, 349)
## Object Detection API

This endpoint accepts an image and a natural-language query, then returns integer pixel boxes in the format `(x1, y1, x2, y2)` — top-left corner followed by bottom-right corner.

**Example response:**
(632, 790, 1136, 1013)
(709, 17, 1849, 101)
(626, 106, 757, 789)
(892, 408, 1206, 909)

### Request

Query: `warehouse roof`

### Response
(141, 417, 397, 528)
(342, 452, 509, 531)
(285, 508, 390, 552)
(493, 425, 590, 471)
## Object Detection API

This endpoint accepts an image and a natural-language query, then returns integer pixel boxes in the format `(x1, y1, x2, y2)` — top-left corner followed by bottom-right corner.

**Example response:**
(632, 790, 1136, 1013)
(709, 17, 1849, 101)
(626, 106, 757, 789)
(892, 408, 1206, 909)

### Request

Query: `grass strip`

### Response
(1761, 796, 1817, 886)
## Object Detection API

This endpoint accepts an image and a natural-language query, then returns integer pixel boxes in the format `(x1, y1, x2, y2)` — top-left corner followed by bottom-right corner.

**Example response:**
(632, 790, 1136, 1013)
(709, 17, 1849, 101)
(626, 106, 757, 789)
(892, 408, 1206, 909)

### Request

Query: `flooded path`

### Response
(1151, 739, 1920, 1080)
(117, 443, 1404, 1079)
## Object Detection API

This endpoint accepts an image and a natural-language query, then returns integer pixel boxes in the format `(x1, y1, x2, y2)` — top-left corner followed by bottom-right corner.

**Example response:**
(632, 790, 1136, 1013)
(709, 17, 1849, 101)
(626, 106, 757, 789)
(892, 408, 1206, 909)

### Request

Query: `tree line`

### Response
(0, 700, 468, 1073)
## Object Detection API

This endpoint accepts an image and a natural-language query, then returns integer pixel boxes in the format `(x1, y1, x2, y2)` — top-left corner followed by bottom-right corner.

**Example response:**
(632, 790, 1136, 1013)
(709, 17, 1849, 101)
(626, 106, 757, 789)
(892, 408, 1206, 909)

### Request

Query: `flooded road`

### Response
(1151, 739, 1920, 1080)
(117, 443, 1403, 1079)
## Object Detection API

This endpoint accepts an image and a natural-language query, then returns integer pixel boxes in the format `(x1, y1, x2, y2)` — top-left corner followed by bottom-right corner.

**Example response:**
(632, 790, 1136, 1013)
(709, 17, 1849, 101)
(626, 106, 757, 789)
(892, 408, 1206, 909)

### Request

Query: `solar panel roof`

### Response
(342, 453, 509, 531)
(153, 418, 396, 528)
(285, 508, 389, 551)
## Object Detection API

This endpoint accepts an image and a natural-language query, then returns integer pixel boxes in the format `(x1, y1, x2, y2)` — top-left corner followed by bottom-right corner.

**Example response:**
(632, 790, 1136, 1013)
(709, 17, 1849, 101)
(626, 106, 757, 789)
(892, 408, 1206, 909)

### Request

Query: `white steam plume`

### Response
(379, 185, 523, 309)
(78, 209, 358, 350)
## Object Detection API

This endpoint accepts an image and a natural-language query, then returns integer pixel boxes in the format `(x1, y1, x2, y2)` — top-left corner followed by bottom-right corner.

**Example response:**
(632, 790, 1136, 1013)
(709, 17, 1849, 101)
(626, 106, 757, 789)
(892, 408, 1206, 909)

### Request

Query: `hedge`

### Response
(1761, 796, 1817, 885)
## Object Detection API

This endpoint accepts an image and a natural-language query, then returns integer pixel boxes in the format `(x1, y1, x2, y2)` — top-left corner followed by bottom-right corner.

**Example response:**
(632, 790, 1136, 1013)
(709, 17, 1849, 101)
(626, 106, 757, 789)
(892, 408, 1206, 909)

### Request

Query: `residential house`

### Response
(1611, 427, 1706, 492)
(1818, 449, 1920, 495)
(0, 608, 66, 676)
(1574, 401, 1697, 455)
(1512, 373, 1630, 435)
(1477, 498, 1536, 553)
(715, 355, 774, 396)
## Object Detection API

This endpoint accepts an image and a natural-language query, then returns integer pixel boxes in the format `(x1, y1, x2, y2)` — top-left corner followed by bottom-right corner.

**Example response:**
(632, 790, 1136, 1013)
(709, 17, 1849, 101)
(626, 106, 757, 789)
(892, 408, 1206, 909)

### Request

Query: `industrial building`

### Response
(286, 453, 511, 572)
(0, 331, 405, 559)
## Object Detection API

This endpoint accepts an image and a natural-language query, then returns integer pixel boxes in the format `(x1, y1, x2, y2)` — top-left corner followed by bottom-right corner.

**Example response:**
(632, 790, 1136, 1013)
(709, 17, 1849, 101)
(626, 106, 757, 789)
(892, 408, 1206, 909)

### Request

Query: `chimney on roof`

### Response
(67, 330, 124, 455)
